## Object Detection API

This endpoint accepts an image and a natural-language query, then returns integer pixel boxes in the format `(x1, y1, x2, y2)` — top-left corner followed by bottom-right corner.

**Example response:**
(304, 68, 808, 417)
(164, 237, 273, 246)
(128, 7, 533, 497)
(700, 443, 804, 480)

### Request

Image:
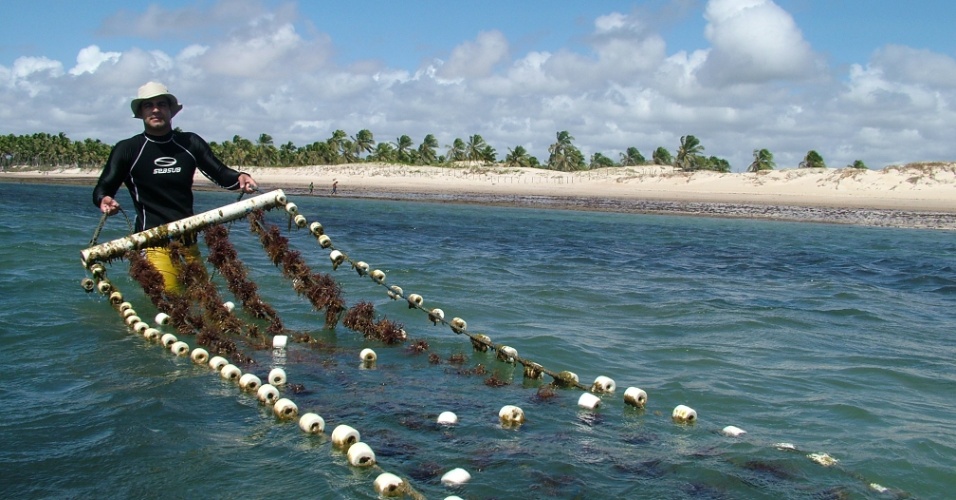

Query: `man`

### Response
(92, 81, 258, 291)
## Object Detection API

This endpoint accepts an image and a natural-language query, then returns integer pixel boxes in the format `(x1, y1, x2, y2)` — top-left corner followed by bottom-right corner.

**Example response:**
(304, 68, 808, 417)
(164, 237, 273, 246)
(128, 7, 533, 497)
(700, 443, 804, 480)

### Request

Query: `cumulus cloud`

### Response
(69, 46, 121, 76)
(697, 0, 822, 85)
(2, 0, 956, 170)
(438, 30, 509, 79)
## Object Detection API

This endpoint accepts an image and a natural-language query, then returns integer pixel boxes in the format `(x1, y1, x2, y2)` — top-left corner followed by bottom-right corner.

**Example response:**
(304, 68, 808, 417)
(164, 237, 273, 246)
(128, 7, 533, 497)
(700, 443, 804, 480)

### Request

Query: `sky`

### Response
(2, 0, 955, 171)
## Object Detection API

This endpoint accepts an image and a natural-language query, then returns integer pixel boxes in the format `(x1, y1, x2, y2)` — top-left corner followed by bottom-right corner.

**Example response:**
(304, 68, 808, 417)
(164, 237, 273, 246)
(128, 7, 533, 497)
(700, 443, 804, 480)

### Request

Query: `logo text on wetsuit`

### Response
(153, 157, 179, 174)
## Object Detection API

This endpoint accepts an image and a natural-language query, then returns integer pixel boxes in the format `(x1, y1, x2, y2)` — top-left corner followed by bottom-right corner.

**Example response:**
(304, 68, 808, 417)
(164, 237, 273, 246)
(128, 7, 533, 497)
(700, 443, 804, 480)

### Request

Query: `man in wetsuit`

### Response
(92, 81, 258, 291)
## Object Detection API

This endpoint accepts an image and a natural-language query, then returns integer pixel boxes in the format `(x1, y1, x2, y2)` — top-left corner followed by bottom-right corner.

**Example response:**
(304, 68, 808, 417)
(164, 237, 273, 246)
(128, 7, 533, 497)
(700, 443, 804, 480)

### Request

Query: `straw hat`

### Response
(130, 82, 183, 118)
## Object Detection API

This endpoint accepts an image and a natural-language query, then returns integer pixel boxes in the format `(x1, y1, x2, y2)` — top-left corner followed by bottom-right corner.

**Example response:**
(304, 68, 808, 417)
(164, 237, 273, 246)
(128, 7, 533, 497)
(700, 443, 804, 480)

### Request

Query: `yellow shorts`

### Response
(143, 243, 203, 293)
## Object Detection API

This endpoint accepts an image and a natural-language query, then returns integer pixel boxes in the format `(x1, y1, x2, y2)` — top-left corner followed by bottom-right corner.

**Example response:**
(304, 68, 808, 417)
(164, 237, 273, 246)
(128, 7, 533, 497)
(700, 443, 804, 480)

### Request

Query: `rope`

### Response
(87, 207, 133, 248)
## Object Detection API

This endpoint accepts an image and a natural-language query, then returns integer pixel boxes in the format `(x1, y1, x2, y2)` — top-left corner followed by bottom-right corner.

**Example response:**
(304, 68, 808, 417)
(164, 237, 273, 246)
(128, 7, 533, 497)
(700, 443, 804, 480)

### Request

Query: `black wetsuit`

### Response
(93, 131, 244, 232)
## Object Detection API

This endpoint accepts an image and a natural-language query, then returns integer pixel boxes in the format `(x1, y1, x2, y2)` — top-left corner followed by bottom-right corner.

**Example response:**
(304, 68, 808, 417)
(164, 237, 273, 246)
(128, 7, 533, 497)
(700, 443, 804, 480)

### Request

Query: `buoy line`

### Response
(80, 190, 902, 498)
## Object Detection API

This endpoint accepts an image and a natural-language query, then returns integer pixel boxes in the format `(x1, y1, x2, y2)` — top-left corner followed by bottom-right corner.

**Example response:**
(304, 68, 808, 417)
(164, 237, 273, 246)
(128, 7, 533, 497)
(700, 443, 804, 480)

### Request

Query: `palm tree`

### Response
(417, 134, 438, 165)
(352, 129, 375, 160)
(446, 138, 467, 162)
(619, 147, 645, 166)
(394, 135, 414, 163)
(799, 150, 826, 169)
(505, 145, 532, 168)
(368, 142, 396, 163)
(675, 135, 705, 171)
(848, 160, 867, 169)
(747, 148, 775, 172)
(465, 134, 489, 162)
(652, 147, 673, 165)
(547, 130, 586, 171)
(589, 152, 615, 169)
(256, 133, 277, 166)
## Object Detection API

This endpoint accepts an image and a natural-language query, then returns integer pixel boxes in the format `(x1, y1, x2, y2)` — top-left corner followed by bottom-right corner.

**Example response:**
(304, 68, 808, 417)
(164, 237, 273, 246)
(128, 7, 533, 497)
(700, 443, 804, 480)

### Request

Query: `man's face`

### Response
(139, 97, 173, 134)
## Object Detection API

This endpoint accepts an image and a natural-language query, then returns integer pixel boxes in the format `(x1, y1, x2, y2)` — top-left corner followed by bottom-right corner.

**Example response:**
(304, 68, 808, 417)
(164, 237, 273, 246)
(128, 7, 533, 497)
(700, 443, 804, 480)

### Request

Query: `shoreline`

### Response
(3, 163, 955, 230)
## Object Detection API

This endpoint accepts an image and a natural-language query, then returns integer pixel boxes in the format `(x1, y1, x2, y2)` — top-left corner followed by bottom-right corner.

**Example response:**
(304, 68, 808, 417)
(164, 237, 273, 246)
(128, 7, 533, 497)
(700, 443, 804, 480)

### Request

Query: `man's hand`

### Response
(100, 196, 120, 215)
(238, 173, 258, 193)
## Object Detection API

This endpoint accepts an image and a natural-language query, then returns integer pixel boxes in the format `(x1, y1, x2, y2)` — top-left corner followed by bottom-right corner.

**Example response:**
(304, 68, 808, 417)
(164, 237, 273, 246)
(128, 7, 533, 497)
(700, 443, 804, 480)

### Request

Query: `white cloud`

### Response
(69, 46, 121, 76)
(698, 0, 822, 85)
(438, 30, 509, 79)
(3, 0, 956, 171)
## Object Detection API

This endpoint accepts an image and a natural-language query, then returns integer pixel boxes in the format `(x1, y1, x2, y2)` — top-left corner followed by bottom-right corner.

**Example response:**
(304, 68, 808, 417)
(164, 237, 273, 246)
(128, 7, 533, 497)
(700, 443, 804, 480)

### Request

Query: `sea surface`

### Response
(1, 183, 954, 499)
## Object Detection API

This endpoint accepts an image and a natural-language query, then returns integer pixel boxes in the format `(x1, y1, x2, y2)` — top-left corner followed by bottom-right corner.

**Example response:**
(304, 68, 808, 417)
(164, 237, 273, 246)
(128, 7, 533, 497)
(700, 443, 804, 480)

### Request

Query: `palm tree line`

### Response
(1, 130, 865, 172)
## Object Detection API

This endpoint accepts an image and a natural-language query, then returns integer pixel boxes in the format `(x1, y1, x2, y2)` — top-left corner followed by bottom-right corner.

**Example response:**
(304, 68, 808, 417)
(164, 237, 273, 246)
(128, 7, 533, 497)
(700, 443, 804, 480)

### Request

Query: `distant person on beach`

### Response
(332, 179, 338, 195)
(309, 181, 314, 194)
(92, 81, 258, 291)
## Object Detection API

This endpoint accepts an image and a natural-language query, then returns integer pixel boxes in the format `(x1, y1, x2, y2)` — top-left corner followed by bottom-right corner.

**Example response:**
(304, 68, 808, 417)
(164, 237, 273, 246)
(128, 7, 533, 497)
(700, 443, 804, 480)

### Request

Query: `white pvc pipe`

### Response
(81, 190, 287, 267)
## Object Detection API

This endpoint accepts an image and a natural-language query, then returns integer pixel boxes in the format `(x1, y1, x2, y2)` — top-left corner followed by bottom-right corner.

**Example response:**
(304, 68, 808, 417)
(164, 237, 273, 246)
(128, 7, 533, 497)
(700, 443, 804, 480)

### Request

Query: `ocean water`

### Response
(1, 182, 954, 499)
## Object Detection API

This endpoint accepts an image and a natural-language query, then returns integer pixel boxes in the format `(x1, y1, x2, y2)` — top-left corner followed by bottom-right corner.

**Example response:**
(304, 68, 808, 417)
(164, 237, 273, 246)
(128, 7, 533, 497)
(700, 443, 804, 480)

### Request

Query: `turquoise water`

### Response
(1, 183, 954, 499)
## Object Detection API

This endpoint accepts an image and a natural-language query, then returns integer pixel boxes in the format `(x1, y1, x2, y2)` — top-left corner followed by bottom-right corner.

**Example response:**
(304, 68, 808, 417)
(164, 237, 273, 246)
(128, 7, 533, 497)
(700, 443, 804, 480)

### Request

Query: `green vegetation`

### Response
(0, 129, 854, 173)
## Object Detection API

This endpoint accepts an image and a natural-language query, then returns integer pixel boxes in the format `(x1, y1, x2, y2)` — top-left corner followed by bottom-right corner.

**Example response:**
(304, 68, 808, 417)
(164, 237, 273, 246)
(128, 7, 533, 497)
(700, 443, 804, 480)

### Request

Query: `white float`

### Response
(437, 411, 458, 425)
(169, 341, 189, 356)
(591, 375, 616, 393)
(222, 301, 235, 312)
(499, 405, 525, 425)
(273, 398, 298, 419)
(143, 328, 161, 342)
(672, 405, 697, 423)
(284, 202, 298, 215)
(331, 424, 360, 449)
(272, 335, 288, 349)
(293, 214, 307, 228)
(299, 412, 325, 434)
(407, 294, 423, 307)
(208, 356, 228, 371)
(132, 321, 149, 334)
(160, 333, 178, 347)
(122, 308, 137, 319)
(268, 367, 287, 386)
(124, 315, 141, 327)
(309, 221, 323, 236)
(257, 384, 280, 404)
(239, 373, 262, 391)
(190, 348, 209, 364)
(155, 312, 170, 325)
(359, 348, 377, 364)
(329, 250, 345, 269)
(220, 364, 241, 381)
(623, 387, 648, 407)
(370, 269, 386, 283)
(722, 425, 747, 437)
(373, 472, 404, 497)
(347, 442, 376, 467)
(318, 235, 332, 248)
(578, 392, 601, 410)
(497, 346, 517, 363)
(808, 452, 838, 467)
(441, 468, 471, 487)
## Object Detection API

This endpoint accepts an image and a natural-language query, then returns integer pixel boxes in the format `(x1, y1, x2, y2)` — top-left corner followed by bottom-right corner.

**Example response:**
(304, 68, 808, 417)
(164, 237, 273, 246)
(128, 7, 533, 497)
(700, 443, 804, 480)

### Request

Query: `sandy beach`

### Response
(3, 162, 955, 229)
